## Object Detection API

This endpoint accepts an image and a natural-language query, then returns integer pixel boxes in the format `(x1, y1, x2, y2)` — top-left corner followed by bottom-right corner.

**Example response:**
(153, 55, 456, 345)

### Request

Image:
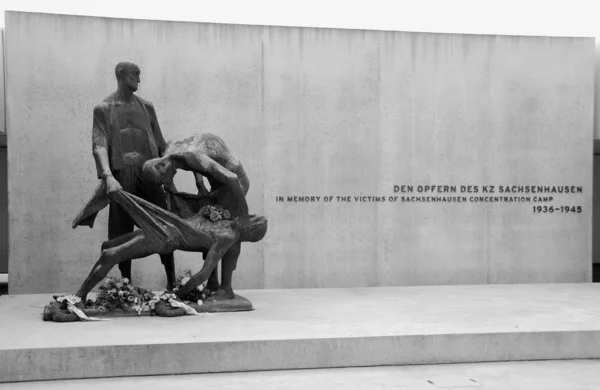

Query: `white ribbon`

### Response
(169, 299, 201, 316)
(67, 303, 109, 321)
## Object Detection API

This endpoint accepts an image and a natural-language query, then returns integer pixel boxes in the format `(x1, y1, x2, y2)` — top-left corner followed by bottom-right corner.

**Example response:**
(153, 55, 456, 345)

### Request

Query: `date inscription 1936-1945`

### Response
(533, 206, 582, 214)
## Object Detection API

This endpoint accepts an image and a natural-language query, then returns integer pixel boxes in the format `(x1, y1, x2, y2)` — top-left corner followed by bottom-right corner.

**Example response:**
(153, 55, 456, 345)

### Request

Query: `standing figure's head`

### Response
(142, 156, 177, 185)
(115, 61, 141, 93)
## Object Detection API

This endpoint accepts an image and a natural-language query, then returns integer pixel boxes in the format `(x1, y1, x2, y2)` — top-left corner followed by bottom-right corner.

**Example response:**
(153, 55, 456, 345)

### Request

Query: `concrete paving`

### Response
(1, 360, 599, 389)
(3, 283, 600, 348)
(2, 284, 600, 382)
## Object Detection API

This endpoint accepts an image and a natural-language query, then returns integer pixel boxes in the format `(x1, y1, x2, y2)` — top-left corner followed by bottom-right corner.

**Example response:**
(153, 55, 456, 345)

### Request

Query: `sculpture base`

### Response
(42, 293, 252, 320)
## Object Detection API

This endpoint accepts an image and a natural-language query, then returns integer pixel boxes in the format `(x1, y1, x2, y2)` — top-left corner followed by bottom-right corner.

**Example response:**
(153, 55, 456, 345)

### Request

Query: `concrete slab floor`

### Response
(1, 360, 598, 389)
(3, 283, 600, 350)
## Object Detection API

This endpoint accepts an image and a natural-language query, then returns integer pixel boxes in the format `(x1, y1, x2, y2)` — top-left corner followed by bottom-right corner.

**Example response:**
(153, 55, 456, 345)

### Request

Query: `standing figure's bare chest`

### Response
(117, 103, 148, 130)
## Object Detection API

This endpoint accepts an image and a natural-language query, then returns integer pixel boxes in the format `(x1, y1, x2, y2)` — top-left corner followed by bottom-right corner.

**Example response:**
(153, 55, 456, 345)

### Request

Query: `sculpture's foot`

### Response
(73, 291, 87, 303)
(176, 287, 192, 300)
(207, 280, 220, 292)
(209, 288, 235, 301)
(165, 273, 177, 292)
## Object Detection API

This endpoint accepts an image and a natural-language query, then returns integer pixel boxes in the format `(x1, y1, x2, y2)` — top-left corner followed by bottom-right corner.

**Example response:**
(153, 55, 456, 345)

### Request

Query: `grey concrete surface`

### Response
(1, 284, 600, 382)
(1, 360, 599, 389)
(4, 12, 595, 294)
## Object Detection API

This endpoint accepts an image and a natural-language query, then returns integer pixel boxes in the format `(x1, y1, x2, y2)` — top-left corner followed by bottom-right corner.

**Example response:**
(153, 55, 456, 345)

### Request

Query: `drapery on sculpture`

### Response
(73, 133, 267, 302)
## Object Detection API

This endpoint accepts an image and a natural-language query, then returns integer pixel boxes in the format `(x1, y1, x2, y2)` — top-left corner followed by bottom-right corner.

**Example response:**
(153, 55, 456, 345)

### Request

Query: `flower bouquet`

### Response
(172, 269, 213, 305)
(47, 273, 208, 322)
(199, 204, 231, 222)
(93, 276, 155, 315)
(49, 293, 105, 322)
(148, 291, 199, 317)
(93, 276, 200, 317)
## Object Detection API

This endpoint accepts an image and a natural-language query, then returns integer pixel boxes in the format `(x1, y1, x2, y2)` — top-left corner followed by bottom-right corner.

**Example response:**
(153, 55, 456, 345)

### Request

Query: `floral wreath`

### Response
(49, 271, 213, 322)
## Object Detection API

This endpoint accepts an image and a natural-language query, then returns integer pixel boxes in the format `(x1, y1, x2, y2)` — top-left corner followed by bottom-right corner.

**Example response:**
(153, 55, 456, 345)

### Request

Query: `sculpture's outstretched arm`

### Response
(164, 180, 178, 193)
(194, 172, 210, 196)
(176, 152, 249, 218)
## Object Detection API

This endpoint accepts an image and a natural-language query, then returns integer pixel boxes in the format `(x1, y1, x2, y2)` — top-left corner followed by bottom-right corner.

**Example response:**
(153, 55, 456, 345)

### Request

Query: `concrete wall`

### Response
(5, 12, 595, 294)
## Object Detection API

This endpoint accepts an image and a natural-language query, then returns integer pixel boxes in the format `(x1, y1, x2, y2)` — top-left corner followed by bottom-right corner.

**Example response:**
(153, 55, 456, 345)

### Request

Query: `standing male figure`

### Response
(78, 61, 176, 289)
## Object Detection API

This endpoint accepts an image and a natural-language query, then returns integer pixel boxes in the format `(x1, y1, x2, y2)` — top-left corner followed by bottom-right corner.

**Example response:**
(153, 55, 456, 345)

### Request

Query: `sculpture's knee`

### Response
(100, 248, 118, 266)
(101, 241, 110, 251)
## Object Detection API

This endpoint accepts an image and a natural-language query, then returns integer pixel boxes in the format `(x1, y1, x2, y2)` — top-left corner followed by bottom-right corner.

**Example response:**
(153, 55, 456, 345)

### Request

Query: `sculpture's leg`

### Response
(177, 241, 232, 299)
(204, 250, 220, 291)
(102, 233, 175, 288)
(118, 262, 132, 282)
(108, 207, 134, 282)
(101, 231, 139, 251)
(140, 173, 177, 290)
(109, 166, 137, 283)
(212, 242, 241, 300)
(161, 253, 176, 291)
(76, 231, 166, 301)
(207, 267, 220, 291)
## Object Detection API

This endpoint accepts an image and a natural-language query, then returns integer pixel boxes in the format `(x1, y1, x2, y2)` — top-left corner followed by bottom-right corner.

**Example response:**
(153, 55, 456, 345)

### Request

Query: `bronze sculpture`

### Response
(73, 133, 266, 302)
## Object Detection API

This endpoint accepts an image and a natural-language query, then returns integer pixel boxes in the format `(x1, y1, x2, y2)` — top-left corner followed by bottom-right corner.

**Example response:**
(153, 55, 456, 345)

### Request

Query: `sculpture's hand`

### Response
(164, 181, 177, 193)
(194, 173, 209, 196)
(104, 175, 123, 200)
(235, 215, 251, 232)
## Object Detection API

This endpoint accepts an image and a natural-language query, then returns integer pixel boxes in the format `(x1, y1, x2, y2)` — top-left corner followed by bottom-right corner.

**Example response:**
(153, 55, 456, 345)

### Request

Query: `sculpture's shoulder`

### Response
(135, 95, 155, 110)
(164, 133, 233, 161)
(164, 134, 211, 155)
(94, 93, 117, 113)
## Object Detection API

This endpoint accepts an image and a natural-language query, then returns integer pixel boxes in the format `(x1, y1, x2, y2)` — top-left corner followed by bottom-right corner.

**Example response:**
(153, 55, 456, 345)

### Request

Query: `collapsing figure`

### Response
(73, 133, 267, 301)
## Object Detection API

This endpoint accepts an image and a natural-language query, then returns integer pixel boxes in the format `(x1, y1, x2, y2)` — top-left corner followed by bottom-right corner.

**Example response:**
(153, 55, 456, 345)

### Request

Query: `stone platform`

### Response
(3, 360, 600, 390)
(2, 283, 600, 383)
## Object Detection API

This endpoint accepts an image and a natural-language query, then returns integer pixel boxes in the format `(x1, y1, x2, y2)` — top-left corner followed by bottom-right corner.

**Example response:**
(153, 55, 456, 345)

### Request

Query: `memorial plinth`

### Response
(2, 284, 600, 383)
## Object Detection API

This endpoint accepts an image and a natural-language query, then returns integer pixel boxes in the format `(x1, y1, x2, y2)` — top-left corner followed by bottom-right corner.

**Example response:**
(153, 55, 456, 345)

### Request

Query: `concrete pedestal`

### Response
(2, 284, 600, 383)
